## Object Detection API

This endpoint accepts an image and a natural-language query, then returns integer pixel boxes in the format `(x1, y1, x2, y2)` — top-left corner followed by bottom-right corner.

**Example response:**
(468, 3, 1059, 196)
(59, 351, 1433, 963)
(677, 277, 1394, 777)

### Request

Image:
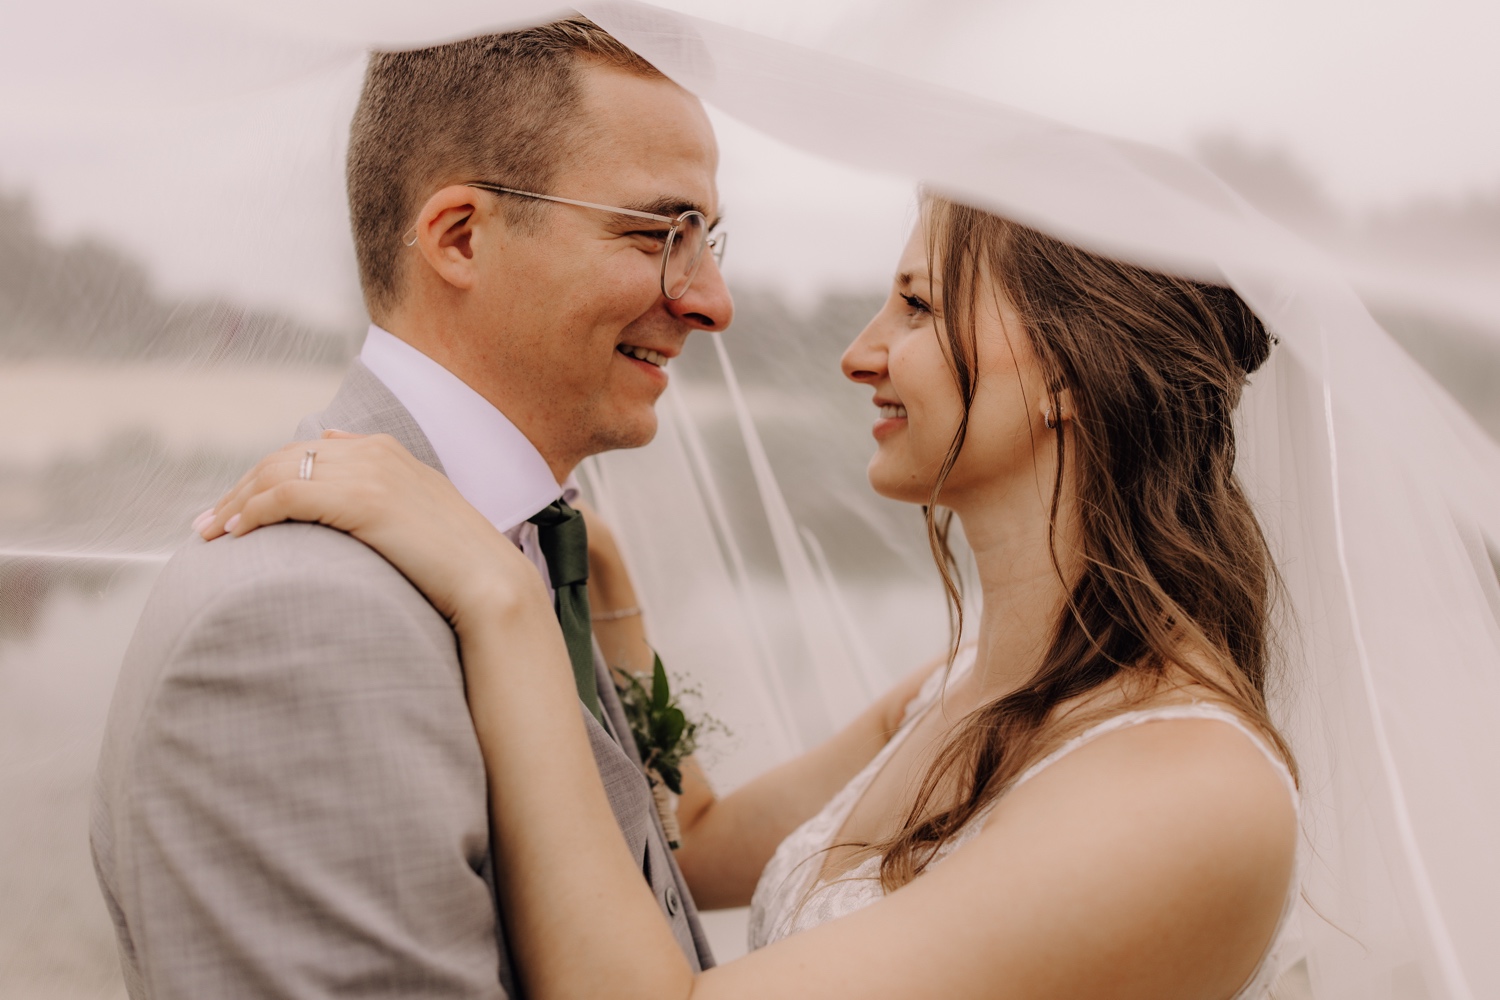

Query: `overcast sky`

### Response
(1, 0, 1495, 327)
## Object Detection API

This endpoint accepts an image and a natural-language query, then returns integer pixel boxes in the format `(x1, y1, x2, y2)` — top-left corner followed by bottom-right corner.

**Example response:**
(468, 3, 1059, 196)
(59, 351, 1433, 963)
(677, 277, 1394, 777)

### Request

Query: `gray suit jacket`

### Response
(91, 361, 712, 998)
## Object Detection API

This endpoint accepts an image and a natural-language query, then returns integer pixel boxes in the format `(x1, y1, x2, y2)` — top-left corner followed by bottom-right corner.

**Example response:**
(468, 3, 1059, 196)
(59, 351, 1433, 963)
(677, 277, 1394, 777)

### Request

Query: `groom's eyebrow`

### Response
(624, 195, 724, 229)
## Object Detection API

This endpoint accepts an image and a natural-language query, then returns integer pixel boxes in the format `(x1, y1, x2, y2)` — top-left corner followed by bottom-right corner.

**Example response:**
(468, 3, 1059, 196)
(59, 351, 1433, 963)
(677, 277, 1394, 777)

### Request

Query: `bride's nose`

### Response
(842, 314, 889, 385)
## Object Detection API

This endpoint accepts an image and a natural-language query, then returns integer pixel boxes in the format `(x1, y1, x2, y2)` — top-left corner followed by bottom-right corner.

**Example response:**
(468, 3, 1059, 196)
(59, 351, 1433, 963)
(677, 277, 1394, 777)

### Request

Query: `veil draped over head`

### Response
(1, 2, 1497, 998)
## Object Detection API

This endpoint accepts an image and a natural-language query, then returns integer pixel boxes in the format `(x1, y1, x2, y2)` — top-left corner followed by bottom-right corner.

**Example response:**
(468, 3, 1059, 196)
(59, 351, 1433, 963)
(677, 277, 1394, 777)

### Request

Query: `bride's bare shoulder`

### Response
(734, 705, 1299, 1000)
(1010, 703, 1296, 815)
(954, 710, 1296, 995)
(1020, 671, 1297, 861)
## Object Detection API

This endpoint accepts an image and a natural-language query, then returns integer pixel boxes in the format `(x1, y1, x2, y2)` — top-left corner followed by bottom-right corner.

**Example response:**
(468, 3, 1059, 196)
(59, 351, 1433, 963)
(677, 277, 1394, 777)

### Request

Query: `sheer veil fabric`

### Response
(1, 2, 1497, 998)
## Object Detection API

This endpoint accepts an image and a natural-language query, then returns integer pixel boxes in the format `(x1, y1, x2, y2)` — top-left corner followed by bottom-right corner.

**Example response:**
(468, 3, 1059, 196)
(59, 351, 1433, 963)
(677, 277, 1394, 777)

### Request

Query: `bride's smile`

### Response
(870, 398, 907, 439)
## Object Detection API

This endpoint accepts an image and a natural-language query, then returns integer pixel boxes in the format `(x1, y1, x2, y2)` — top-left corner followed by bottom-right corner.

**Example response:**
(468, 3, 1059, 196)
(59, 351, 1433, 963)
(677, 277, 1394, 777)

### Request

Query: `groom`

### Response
(91, 18, 730, 998)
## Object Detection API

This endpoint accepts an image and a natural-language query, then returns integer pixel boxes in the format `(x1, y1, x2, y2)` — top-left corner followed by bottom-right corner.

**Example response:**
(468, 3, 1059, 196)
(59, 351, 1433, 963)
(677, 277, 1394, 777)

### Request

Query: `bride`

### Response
(202, 190, 1301, 999)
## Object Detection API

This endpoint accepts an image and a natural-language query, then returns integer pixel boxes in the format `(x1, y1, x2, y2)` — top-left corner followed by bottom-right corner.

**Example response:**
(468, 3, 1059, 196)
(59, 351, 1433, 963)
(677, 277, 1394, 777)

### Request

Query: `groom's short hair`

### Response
(347, 17, 662, 318)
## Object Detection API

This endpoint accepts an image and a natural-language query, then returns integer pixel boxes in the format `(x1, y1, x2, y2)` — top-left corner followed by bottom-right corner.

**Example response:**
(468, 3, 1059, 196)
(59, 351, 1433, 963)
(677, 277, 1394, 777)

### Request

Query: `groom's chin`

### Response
(595, 410, 660, 454)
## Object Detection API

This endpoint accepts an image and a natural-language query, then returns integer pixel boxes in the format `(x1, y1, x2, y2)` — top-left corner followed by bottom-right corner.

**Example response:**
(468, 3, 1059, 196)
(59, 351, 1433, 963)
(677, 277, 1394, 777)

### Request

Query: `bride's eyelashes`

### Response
(901, 292, 932, 316)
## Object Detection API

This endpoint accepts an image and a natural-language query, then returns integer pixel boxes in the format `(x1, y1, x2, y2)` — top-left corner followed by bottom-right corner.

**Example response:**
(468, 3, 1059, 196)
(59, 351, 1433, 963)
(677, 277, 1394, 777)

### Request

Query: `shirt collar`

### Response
(359, 323, 570, 532)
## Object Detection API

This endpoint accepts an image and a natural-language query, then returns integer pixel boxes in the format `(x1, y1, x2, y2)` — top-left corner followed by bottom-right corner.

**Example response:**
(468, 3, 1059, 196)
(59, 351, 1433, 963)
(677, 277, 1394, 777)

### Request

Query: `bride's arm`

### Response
(211, 434, 1298, 1000)
(203, 433, 692, 997)
(204, 435, 929, 910)
(573, 499, 939, 909)
(459, 626, 1301, 1000)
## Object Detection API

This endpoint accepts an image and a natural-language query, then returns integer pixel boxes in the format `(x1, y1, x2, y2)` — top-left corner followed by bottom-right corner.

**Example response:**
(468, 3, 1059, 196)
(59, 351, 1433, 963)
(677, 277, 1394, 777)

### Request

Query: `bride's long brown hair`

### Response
(871, 195, 1294, 892)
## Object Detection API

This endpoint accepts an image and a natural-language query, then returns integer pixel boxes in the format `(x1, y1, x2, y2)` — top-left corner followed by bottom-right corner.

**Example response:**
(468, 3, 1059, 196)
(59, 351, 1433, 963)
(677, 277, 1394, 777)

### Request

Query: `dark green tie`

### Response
(528, 499, 602, 723)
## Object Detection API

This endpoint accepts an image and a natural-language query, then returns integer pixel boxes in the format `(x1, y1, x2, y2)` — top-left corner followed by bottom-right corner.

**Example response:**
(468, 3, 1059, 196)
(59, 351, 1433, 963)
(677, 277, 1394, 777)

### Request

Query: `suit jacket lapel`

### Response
(594, 648, 637, 754)
(295, 359, 446, 475)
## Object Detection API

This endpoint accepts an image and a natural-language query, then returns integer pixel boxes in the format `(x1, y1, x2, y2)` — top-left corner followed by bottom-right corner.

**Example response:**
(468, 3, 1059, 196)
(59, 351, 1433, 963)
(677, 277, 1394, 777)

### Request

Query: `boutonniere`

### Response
(614, 653, 725, 849)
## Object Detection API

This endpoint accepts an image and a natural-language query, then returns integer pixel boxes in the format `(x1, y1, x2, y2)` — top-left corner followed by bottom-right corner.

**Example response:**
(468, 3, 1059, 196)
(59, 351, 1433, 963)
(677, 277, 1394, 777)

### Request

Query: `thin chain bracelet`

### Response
(590, 605, 642, 623)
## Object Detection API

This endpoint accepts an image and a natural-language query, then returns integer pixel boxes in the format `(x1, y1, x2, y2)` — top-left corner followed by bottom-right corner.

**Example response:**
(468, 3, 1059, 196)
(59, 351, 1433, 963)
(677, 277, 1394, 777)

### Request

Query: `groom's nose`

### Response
(665, 254, 734, 332)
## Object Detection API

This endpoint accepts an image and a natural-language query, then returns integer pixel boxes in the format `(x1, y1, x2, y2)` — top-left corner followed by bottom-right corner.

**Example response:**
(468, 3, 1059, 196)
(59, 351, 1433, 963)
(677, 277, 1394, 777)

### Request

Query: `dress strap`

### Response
(1010, 703, 1299, 803)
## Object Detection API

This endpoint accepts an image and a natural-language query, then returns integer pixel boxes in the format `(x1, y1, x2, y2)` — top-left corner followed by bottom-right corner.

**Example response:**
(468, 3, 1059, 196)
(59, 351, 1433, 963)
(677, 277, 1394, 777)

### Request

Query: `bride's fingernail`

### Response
(225, 514, 242, 533)
(192, 509, 215, 532)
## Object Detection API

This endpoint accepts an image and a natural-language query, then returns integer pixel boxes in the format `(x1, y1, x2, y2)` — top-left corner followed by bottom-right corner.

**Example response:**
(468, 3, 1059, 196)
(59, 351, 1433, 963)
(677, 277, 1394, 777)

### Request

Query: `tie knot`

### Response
(528, 499, 589, 588)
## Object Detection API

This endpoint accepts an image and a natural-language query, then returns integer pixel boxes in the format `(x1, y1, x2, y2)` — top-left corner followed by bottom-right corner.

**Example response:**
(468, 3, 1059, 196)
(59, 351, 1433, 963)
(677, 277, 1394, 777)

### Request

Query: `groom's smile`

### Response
(612, 338, 675, 394)
(617, 344, 671, 369)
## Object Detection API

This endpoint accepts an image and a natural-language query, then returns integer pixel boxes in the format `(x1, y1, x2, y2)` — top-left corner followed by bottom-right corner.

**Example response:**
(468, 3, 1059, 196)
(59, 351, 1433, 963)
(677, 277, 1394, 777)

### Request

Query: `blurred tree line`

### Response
(0, 191, 357, 366)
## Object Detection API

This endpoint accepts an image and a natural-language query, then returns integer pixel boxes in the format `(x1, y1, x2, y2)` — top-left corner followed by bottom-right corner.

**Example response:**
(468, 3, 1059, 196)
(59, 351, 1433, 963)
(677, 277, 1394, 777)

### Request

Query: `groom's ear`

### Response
(408, 185, 486, 292)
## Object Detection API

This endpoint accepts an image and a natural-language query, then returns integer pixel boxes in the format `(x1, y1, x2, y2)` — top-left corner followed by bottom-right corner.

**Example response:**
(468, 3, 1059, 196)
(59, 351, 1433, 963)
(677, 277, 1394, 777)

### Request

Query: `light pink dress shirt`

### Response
(359, 323, 578, 592)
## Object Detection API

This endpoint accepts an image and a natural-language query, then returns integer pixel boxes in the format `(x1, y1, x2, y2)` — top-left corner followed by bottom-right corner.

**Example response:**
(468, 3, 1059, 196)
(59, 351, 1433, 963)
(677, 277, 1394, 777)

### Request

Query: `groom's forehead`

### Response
(574, 64, 718, 176)
(553, 148, 722, 223)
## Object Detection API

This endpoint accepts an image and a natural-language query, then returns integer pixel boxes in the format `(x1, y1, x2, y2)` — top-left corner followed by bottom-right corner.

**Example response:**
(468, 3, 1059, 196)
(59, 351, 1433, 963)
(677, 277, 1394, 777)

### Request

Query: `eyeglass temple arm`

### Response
(465, 183, 678, 225)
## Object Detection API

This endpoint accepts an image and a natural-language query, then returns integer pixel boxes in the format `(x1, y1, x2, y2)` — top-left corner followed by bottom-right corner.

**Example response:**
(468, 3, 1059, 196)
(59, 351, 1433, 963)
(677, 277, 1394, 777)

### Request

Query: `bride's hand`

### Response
(196, 430, 552, 634)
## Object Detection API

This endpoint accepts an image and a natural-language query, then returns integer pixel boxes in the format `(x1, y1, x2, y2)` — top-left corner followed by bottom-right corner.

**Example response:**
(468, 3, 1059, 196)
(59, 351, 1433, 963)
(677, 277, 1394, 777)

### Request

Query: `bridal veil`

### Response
(1, 2, 1496, 997)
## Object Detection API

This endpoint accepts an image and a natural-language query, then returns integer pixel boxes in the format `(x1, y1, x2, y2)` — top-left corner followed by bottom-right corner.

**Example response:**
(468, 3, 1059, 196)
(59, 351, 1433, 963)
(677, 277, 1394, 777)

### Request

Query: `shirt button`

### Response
(664, 884, 682, 917)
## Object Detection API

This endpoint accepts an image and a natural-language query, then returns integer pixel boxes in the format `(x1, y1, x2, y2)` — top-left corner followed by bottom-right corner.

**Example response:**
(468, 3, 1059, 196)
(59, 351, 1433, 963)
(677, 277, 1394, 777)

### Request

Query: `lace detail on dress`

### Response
(746, 649, 1302, 1000)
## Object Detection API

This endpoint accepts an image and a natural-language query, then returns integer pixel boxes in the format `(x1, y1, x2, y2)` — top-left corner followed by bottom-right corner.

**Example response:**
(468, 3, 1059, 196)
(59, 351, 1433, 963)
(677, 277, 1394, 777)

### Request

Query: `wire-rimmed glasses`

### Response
(464, 182, 726, 300)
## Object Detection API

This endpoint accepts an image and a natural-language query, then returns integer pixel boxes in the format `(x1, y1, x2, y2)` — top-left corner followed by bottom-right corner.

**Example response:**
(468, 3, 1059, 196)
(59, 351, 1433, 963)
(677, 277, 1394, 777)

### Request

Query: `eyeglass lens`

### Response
(663, 212, 708, 300)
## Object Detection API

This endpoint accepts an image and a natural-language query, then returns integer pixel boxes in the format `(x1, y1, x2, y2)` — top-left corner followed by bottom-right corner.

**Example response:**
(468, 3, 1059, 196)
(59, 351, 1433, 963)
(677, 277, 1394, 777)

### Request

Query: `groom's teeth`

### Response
(880, 404, 907, 419)
(619, 344, 668, 368)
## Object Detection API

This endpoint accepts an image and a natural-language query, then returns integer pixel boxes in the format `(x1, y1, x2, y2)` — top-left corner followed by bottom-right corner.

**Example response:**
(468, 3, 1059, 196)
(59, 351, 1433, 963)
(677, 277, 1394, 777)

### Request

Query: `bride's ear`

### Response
(406, 186, 484, 291)
(1042, 386, 1076, 428)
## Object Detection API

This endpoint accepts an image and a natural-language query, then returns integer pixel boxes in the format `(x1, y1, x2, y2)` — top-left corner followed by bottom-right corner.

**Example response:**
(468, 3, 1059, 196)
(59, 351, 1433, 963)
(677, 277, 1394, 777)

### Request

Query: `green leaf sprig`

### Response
(613, 652, 722, 795)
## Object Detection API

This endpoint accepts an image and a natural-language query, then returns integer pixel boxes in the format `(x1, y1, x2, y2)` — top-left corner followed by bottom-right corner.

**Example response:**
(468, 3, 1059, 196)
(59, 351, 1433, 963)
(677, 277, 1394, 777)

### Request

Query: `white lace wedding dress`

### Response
(748, 647, 1302, 999)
